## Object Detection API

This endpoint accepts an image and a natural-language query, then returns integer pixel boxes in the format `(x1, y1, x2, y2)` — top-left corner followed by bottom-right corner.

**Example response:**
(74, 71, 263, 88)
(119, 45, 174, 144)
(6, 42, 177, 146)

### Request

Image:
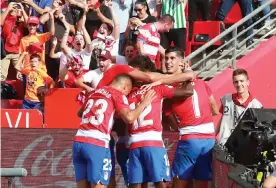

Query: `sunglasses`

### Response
(134, 8, 143, 12)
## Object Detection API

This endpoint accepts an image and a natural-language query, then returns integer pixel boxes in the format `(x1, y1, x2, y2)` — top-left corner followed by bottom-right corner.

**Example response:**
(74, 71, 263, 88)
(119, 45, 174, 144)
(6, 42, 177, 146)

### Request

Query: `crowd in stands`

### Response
(0, 0, 273, 111)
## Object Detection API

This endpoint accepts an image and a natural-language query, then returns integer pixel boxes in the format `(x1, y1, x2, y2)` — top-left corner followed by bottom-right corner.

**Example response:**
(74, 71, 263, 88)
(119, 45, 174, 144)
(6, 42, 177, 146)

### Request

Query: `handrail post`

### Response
(231, 28, 238, 69)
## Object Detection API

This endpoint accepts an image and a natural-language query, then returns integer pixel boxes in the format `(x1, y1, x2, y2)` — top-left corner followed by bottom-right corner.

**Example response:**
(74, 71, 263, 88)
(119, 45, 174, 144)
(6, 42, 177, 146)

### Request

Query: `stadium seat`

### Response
(191, 21, 222, 46)
(1, 100, 23, 109)
(3, 80, 25, 99)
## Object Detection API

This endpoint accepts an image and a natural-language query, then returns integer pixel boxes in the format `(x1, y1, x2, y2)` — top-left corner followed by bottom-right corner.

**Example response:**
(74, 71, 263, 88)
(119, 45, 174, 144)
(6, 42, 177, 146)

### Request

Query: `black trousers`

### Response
(160, 28, 186, 50)
(188, 0, 211, 41)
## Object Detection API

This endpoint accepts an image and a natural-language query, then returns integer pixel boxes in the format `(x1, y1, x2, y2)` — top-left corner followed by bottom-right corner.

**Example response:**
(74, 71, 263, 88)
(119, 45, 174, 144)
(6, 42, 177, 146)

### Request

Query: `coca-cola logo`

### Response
(1, 130, 178, 187)
(13, 135, 75, 187)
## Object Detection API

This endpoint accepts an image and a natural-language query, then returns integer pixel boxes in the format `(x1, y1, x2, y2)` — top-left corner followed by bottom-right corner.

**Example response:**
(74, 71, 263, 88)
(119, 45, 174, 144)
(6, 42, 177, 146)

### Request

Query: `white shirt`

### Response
(67, 48, 92, 70)
(116, 55, 128, 65)
(112, 0, 132, 33)
(82, 64, 114, 88)
(111, 39, 120, 56)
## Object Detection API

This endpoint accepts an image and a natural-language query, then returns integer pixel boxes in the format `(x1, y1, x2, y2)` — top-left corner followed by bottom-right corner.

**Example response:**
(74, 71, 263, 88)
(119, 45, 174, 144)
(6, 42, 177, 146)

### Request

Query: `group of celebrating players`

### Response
(72, 46, 219, 188)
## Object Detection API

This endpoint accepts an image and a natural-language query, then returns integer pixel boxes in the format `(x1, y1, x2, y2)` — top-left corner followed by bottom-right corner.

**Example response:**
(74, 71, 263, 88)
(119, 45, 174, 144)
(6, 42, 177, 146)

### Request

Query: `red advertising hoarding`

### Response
(1, 129, 179, 188)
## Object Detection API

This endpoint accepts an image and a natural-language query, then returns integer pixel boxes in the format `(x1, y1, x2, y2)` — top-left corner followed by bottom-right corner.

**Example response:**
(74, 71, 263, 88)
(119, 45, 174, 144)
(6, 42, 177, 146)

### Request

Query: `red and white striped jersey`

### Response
(171, 79, 215, 140)
(128, 85, 175, 149)
(137, 23, 160, 62)
(74, 86, 129, 148)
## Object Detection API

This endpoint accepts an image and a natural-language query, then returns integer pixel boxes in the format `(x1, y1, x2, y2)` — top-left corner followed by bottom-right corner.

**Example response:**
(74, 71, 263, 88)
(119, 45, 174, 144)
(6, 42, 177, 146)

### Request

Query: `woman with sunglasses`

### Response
(124, 0, 156, 43)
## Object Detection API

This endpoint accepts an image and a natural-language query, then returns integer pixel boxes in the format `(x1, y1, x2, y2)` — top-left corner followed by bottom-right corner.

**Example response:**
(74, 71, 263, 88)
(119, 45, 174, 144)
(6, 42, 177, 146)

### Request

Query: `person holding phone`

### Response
(1, 2, 28, 81)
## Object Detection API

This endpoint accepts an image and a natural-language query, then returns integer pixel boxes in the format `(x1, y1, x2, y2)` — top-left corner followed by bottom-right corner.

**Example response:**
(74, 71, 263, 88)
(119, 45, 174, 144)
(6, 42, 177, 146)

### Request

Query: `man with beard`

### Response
(59, 55, 89, 88)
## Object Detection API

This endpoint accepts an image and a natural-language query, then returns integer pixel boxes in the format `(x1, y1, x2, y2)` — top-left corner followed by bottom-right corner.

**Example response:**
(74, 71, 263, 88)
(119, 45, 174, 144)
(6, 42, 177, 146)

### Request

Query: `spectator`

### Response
(132, 0, 158, 17)
(112, 0, 132, 54)
(136, 14, 174, 63)
(17, 52, 54, 113)
(91, 0, 120, 56)
(60, 11, 92, 71)
(187, 0, 210, 42)
(85, 0, 112, 36)
(49, 36, 73, 71)
(112, 41, 135, 64)
(75, 50, 113, 91)
(125, 0, 156, 43)
(217, 68, 263, 145)
(216, 0, 254, 47)
(22, 0, 53, 32)
(59, 54, 89, 88)
(1, 2, 28, 81)
(40, 0, 75, 80)
(19, 15, 55, 73)
(159, 0, 187, 50)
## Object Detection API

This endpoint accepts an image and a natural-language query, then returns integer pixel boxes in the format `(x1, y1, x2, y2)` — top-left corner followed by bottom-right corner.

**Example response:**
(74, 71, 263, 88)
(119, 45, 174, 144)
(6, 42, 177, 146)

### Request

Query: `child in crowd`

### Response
(17, 51, 55, 113)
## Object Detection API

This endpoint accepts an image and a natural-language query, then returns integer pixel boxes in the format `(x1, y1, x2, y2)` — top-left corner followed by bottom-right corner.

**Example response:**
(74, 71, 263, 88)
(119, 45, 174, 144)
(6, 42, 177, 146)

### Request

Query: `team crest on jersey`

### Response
(104, 171, 109, 180)
(224, 106, 229, 114)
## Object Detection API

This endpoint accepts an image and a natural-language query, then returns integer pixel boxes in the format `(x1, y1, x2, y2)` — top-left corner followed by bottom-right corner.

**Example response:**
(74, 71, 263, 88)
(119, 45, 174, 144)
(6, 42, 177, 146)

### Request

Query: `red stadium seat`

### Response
(191, 21, 222, 46)
(4, 80, 25, 99)
(1, 100, 23, 109)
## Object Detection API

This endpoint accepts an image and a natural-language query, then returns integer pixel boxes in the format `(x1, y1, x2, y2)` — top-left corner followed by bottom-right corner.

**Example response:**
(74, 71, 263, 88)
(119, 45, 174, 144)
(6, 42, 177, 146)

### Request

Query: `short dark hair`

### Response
(30, 54, 41, 61)
(159, 14, 175, 24)
(129, 55, 156, 72)
(113, 73, 133, 84)
(103, 22, 113, 35)
(232, 68, 249, 79)
(165, 46, 184, 58)
(123, 41, 135, 52)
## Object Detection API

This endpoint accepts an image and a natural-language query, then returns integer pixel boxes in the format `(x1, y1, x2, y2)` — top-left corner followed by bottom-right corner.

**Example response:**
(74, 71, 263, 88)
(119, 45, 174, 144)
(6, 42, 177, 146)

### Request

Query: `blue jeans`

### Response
(119, 33, 125, 55)
(259, 0, 270, 21)
(216, 0, 254, 43)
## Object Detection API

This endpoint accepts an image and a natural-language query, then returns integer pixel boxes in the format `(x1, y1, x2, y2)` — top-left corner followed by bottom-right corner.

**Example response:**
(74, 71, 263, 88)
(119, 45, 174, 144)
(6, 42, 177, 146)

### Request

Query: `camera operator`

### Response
(216, 69, 263, 145)
(1, 2, 28, 81)
(263, 171, 276, 188)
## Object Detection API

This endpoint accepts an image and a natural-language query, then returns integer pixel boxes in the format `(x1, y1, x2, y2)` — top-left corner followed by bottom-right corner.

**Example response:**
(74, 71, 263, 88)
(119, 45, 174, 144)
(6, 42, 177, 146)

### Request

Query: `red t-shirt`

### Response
(97, 64, 134, 88)
(128, 85, 175, 149)
(2, 15, 25, 53)
(64, 70, 89, 88)
(74, 86, 129, 148)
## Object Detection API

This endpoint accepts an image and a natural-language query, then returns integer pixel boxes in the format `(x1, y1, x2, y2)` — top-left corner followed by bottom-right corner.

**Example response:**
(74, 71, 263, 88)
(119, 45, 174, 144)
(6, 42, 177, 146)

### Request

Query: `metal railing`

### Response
(185, 0, 276, 80)
(0, 168, 28, 188)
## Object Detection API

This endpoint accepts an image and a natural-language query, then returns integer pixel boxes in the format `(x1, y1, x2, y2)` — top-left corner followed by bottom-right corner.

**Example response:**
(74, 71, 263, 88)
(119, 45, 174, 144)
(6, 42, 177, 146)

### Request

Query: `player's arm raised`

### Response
(118, 90, 156, 124)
